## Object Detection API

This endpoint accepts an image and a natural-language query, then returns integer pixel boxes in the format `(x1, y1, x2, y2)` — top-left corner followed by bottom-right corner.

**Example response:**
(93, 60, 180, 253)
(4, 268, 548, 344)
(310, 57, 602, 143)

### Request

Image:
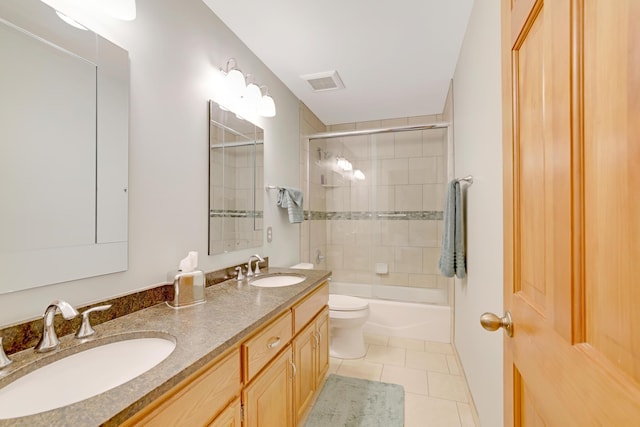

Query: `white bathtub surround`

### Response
(363, 298, 450, 343)
(331, 281, 451, 344)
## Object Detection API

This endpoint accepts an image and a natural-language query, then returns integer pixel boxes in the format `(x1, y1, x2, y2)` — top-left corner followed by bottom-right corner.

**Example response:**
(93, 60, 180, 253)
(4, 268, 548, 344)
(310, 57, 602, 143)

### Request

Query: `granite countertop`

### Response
(0, 267, 331, 427)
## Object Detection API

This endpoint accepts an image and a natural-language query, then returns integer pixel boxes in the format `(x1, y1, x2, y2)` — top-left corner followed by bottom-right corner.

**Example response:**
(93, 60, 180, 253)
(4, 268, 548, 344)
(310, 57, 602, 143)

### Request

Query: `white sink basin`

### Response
(249, 274, 306, 288)
(0, 334, 176, 419)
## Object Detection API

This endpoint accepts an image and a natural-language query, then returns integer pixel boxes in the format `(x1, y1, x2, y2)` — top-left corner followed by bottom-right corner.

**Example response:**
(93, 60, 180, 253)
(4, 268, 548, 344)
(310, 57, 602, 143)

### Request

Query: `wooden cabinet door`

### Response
(293, 320, 317, 422)
(502, 0, 640, 424)
(315, 307, 329, 387)
(208, 398, 241, 427)
(243, 346, 293, 427)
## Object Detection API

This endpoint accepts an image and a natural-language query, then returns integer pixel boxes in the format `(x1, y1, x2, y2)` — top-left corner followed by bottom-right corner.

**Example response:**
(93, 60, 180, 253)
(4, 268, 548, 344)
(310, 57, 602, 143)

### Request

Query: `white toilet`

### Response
(289, 264, 370, 359)
(328, 294, 370, 359)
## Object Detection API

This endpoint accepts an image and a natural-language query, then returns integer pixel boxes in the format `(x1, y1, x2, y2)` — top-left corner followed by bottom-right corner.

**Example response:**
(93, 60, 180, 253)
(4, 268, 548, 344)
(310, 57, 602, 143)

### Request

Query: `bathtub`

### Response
(329, 281, 451, 343)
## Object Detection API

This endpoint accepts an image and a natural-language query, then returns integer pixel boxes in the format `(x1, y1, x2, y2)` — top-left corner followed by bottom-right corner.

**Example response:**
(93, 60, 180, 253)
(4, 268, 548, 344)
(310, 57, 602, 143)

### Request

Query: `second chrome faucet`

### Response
(246, 254, 265, 277)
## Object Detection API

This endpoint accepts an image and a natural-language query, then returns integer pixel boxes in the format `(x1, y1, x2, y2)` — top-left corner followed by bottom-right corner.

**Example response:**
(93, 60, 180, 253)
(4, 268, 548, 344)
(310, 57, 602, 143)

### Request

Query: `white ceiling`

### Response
(202, 0, 474, 125)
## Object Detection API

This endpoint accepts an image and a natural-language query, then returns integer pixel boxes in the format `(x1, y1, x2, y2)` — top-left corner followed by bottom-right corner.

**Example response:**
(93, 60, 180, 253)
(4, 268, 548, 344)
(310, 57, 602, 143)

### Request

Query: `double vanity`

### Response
(0, 267, 331, 426)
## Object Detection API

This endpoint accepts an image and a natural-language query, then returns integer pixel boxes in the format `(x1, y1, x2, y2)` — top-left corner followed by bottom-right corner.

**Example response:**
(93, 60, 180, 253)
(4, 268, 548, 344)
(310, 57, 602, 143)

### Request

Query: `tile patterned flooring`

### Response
(329, 333, 480, 427)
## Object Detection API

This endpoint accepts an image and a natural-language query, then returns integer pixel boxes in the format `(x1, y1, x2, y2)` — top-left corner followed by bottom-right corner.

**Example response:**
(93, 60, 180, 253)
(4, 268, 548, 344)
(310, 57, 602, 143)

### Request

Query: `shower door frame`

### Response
(304, 122, 453, 293)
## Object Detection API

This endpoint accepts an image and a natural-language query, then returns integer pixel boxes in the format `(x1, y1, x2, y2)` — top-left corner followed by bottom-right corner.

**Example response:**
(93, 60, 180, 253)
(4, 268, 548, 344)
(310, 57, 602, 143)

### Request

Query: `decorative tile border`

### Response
(305, 210, 443, 221)
(210, 210, 263, 218)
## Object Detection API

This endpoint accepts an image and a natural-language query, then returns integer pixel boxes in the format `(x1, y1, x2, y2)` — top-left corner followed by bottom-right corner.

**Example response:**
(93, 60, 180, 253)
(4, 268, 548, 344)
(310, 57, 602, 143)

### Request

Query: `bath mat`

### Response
(304, 374, 404, 427)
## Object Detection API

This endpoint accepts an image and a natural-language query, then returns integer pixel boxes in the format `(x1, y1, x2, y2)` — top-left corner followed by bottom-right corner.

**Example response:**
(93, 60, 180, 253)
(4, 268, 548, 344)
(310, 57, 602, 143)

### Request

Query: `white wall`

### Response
(452, 1, 503, 426)
(0, 0, 301, 327)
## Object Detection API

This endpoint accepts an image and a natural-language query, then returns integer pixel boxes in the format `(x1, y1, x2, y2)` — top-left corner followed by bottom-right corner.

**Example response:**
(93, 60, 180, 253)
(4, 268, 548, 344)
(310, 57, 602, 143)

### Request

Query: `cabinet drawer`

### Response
(243, 311, 293, 382)
(293, 282, 329, 333)
(127, 347, 241, 426)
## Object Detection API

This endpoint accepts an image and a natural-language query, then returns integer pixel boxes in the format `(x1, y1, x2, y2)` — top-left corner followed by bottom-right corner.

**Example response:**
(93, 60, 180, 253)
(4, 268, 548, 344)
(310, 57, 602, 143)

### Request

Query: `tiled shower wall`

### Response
(300, 104, 451, 303)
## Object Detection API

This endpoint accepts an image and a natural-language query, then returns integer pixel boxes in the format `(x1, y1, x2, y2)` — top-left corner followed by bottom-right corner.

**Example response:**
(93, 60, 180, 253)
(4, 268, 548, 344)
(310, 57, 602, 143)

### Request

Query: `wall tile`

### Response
(409, 157, 438, 184)
(378, 158, 409, 185)
(376, 220, 409, 246)
(423, 247, 441, 275)
(395, 185, 423, 211)
(395, 130, 423, 158)
(409, 220, 439, 247)
(372, 132, 395, 158)
(395, 247, 423, 273)
(423, 184, 445, 211)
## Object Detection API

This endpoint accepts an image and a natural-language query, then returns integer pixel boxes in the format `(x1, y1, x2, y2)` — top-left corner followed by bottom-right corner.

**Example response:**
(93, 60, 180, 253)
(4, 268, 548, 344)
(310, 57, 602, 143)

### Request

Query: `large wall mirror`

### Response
(0, 0, 129, 294)
(208, 100, 263, 255)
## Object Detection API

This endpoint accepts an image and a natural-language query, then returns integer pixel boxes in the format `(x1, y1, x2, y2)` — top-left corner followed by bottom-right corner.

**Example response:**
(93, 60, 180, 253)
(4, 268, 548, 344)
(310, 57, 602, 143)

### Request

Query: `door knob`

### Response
(480, 311, 513, 337)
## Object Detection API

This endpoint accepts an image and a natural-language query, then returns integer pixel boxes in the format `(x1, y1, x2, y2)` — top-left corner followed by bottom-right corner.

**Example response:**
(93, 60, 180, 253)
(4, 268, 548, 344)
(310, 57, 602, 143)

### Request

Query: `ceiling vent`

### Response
(300, 70, 345, 92)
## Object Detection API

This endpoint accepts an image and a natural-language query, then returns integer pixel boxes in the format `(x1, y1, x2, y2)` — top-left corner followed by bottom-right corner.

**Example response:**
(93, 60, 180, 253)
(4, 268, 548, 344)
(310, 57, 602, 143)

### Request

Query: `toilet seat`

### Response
(329, 294, 369, 311)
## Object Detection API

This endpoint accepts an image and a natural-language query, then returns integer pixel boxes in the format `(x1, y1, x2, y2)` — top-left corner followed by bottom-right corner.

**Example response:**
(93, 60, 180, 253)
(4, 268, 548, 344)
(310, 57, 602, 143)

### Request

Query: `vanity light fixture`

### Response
(353, 170, 365, 180)
(217, 59, 276, 118)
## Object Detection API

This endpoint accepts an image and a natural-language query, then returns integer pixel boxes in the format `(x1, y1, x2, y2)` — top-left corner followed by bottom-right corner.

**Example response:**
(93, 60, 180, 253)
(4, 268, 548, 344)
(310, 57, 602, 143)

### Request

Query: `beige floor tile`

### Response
(381, 364, 428, 395)
(365, 344, 406, 366)
(447, 354, 462, 375)
(388, 336, 425, 351)
(406, 349, 450, 373)
(364, 333, 389, 346)
(424, 341, 455, 355)
(428, 371, 469, 402)
(335, 358, 383, 381)
(457, 402, 478, 427)
(405, 393, 461, 427)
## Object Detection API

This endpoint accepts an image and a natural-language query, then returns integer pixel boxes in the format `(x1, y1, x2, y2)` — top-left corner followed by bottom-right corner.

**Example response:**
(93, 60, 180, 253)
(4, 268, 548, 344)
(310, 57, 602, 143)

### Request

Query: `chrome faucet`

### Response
(35, 300, 79, 353)
(247, 254, 265, 277)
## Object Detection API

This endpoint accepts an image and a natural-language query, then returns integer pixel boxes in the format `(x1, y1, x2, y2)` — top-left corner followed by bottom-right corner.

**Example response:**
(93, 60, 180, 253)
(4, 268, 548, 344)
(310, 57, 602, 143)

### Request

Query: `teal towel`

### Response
(438, 180, 466, 278)
(277, 187, 304, 224)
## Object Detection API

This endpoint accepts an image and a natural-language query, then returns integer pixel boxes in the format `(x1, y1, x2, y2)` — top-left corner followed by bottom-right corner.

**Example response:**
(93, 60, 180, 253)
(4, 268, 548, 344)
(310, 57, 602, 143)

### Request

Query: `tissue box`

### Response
(167, 270, 205, 309)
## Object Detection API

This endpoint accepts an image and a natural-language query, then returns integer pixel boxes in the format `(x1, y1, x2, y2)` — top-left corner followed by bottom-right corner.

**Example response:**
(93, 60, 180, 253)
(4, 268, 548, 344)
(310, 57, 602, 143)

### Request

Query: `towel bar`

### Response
(455, 175, 473, 185)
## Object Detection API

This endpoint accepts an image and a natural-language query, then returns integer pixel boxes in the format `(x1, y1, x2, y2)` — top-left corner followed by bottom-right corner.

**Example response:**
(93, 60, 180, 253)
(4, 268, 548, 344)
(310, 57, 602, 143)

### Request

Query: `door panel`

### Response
(502, 0, 640, 425)
(583, 0, 640, 384)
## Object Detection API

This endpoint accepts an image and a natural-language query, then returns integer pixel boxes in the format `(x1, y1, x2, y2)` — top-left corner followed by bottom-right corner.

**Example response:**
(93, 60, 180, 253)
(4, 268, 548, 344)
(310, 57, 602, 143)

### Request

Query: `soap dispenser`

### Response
(167, 251, 205, 309)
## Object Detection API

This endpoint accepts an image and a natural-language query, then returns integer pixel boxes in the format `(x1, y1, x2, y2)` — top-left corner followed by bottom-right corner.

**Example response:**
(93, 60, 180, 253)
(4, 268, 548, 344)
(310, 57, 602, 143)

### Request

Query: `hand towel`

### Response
(277, 187, 304, 224)
(438, 180, 466, 278)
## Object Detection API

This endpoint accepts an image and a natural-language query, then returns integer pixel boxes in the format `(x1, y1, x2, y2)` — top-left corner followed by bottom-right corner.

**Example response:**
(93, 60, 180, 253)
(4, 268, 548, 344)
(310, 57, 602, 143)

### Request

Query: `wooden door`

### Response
(502, 0, 640, 425)
(316, 308, 330, 385)
(242, 346, 294, 427)
(293, 320, 317, 422)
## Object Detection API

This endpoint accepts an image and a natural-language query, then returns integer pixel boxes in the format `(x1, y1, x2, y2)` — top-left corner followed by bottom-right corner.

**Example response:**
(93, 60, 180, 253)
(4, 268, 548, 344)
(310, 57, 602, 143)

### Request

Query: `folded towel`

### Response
(277, 187, 304, 224)
(438, 180, 466, 278)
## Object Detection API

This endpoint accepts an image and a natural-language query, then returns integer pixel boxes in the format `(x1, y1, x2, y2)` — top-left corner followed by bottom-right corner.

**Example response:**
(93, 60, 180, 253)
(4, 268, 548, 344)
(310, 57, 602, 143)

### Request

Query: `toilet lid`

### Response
(329, 294, 369, 311)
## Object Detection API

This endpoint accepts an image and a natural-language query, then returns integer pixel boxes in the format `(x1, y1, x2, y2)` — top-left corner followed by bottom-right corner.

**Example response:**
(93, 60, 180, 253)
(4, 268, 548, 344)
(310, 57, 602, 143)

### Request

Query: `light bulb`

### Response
(258, 94, 276, 117)
(243, 83, 262, 113)
(225, 69, 246, 98)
